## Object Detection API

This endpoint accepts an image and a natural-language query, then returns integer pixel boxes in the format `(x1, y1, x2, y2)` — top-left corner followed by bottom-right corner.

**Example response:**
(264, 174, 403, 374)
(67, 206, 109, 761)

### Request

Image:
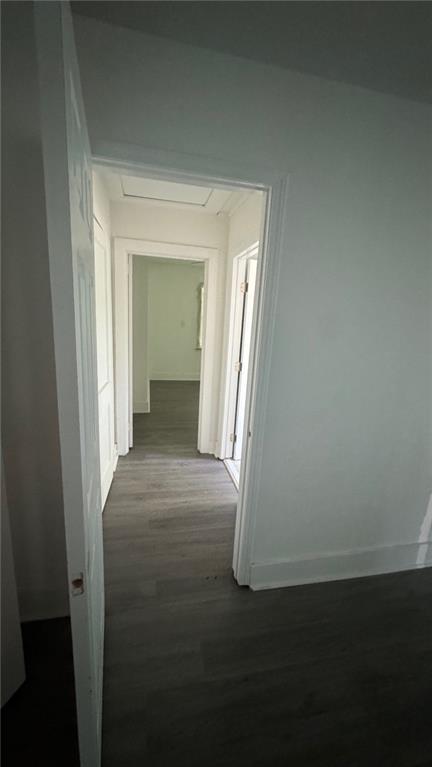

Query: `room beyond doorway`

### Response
(131, 255, 205, 437)
(93, 160, 272, 584)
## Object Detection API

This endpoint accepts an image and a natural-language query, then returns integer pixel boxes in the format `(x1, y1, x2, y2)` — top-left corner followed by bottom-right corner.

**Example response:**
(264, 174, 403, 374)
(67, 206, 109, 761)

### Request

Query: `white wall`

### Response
(133, 257, 204, 410)
(2, 3, 69, 620)
(148, 258, 204, 381)
(75, 16, 432, 587)
(93, 170, 116, 506)
(111, 201, 227, 250)
(132, 256, 149, 412)
(227, 193, 264, 259)
(93, 170, 111, 237)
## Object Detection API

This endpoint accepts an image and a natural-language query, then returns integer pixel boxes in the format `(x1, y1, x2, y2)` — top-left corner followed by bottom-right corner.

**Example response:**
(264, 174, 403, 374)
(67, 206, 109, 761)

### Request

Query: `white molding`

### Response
(93, 141, 286, 190)
(150, 374, 201, 381)
(101, 460, 113, 511)
(128, 254, 133, 448)
(93, 197, 117, 504)
(218, 242, 260, 460)
(118, 238, 218, 261)
(224, 459, 240, 490)
(94, 142, 290, 587)
(250, 541, 432, 591)
(113, 236, 220, 456)
(113, 239, 130, 455)
(233, 178, 290, 585)
(112, 452, 119, 474)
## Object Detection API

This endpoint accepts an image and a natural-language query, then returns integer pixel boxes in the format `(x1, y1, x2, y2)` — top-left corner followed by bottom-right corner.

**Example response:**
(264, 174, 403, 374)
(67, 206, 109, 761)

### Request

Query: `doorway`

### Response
(36, 5, 290, 763)
(93, 162, 273, 585)
(123, 242, 220, 456)
(131, 253, 205, 443)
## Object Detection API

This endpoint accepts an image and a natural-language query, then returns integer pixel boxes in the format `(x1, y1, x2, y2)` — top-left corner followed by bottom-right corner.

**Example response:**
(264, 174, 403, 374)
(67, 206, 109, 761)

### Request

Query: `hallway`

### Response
(102, 380, 239, 764)
(101, 382, 432, 767)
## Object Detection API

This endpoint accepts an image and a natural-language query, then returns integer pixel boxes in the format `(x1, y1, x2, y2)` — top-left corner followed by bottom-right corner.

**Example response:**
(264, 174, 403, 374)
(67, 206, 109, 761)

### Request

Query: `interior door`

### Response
(94, 223, 116, 508)
(35, 4, 104, 765)
(233, 259, 258, 460)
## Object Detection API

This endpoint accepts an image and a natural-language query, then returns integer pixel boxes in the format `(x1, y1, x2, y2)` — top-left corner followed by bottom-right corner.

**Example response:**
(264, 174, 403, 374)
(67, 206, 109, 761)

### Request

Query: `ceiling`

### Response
(100, 169, 255, 215)
(72, 1, 432, 104)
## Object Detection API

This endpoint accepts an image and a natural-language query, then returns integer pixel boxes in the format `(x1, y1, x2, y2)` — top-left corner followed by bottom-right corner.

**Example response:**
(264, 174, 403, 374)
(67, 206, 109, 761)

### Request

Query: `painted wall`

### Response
(227, 193, 264, 259)
(111, 201, 228, 251)
(132, 256, 149, 412)
(217, 193, 266, 452)
(93, 170, 111, 238)
(2, 3, 69, 620)
(133, 257, 205, 409)
(149, 259, 204, 381)
(74, 16, 432, 586)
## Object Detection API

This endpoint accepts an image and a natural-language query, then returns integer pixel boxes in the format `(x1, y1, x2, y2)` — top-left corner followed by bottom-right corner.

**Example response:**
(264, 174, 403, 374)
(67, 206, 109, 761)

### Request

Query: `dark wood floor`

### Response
(2, 618, 79, 767)
(102, 381, 432, 767)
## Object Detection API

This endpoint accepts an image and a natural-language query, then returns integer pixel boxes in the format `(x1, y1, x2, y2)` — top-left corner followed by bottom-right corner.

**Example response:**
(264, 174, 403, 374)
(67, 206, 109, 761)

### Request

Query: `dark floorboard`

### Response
(2, 617, 79, 767)
(102, 380, 432, 767)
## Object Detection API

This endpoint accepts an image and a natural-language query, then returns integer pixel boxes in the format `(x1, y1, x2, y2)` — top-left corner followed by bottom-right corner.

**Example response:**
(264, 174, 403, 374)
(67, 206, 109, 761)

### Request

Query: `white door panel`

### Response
(35, 4, 104, 765)
(95, 240, 110, 389)
(98, 386, 114, 505)
(223, 258, 248, 460)
(234, 259, 257, 461)
(94, 232, 116, 507)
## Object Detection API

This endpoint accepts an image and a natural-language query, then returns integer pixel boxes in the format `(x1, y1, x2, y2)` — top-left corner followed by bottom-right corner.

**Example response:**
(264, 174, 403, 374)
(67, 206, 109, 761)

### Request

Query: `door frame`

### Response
(93, 141, 289, 585)
(219, 242, 259, 461)
(113, 237, 220, 455)
(93, 215, 118, 505)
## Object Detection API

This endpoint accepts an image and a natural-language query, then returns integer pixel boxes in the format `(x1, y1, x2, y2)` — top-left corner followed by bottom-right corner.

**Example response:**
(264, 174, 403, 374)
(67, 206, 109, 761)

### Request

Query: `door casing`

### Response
(113, 239, 220, 455)
(94, 217, 117, 506)
(93, 141, 290, 586)
(219, 242, 259, 461)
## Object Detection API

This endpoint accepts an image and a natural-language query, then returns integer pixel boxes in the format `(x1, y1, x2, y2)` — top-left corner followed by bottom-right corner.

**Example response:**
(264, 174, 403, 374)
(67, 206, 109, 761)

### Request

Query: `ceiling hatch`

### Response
(121, 176, 213, 206)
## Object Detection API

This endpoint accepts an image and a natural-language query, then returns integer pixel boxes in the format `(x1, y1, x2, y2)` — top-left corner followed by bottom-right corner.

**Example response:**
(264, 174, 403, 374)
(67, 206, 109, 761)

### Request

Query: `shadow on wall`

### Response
(2, 0, 68, 622)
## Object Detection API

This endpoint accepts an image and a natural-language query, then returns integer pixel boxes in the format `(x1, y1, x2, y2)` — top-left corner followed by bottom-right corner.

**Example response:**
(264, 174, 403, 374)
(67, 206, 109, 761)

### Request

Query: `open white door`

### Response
(233, 258, 258, 460)
(35, 4, 104, 765)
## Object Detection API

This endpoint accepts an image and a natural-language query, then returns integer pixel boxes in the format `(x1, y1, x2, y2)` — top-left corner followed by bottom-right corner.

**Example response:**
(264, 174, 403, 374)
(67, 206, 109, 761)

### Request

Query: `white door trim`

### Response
(113, 237, 220, 456)
(127, 253, 133, 448)
(93, 217, 117, 507)
(93, 141, 290, 586)
(219, 242, 259, 461)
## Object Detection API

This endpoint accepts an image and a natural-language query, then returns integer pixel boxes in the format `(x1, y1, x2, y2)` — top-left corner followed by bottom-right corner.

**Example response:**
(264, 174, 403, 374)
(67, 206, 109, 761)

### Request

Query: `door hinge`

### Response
(234, 361, 242, 372)
(240, 281, 248, 294)
(71, 573, 84, 596)
(230, 433, 237, 443)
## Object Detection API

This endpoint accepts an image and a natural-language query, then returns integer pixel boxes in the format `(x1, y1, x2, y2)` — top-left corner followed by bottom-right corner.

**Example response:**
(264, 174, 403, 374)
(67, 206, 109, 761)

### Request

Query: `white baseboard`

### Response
(224, 459, 240, 490)
(133, 400, 150, 413)
(150, 374, 200, 381)
(249, 541, 432, 591)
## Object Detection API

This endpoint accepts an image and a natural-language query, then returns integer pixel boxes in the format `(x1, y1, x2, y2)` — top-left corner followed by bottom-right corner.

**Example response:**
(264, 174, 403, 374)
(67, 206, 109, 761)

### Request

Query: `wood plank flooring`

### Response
(102, 381, 432, 767)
